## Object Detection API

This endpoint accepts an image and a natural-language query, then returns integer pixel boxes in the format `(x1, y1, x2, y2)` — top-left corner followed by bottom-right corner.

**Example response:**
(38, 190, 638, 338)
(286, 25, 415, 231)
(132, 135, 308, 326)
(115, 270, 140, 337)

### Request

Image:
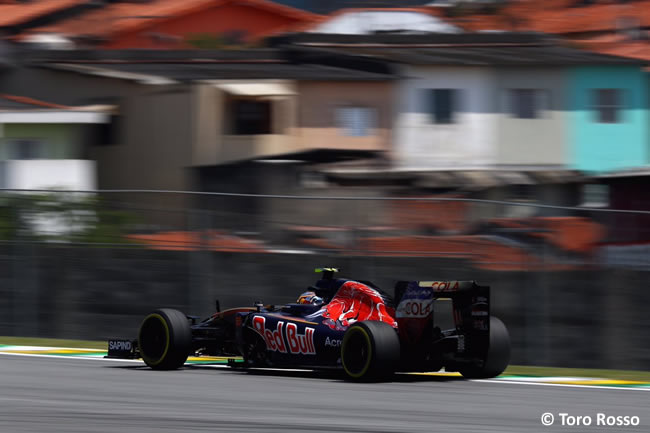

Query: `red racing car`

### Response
(108, 268, 510, 381)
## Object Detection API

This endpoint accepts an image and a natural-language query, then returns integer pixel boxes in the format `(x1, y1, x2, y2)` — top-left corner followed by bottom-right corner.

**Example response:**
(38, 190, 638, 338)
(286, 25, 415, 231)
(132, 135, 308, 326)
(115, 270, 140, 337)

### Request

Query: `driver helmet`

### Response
(297, 291, 323, 306)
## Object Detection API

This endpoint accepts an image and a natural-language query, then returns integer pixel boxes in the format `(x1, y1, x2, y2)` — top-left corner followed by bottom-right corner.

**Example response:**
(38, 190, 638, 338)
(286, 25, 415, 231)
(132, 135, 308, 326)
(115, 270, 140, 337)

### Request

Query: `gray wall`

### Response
(1, 245, 648, 371)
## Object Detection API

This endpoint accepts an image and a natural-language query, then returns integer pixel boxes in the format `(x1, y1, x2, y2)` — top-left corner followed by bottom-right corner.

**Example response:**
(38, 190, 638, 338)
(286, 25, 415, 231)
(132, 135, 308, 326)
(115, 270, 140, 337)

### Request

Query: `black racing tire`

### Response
(138, 308, 191, 370)
(460, 316, 510, 379)
(242, 328, 269, 367)
(341, 321, 400, 382)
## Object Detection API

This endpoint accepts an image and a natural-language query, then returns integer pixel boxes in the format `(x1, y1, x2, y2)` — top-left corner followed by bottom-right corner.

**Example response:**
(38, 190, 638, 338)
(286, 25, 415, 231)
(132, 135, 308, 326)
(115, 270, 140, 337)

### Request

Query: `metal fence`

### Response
(0, 189, 649, 370)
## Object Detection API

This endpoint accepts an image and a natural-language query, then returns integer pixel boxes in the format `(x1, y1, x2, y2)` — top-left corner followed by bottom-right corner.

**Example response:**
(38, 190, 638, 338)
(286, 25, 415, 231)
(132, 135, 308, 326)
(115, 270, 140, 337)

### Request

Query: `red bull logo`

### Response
(251, 316, 315, 355)
(322, 281, 397, 330)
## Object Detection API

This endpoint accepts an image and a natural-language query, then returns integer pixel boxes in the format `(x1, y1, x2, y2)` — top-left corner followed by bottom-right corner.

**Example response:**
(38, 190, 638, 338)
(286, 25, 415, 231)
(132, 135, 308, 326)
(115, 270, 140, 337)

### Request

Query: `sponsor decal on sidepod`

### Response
(251, 315, 316, 355)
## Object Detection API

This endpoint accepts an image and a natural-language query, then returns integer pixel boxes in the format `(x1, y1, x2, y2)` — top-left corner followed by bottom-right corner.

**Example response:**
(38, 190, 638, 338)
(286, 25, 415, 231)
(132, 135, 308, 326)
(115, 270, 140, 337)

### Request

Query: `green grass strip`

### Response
(0, 336, 107, 350)
(504, 365, 650, 382)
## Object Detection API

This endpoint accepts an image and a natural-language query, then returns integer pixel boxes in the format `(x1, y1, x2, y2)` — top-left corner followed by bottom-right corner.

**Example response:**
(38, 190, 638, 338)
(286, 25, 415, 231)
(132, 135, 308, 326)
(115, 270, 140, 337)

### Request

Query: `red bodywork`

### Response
(321, 281, 397, 330)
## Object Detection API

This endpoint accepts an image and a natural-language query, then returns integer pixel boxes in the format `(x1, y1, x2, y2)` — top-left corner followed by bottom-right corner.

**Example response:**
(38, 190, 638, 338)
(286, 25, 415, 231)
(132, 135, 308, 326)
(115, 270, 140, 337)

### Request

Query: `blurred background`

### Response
(0, 0, 648, 370)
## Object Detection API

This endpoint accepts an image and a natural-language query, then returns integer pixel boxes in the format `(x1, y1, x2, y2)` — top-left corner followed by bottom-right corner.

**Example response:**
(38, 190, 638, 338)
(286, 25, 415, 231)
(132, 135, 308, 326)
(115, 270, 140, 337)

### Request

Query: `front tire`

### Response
(138, 308, 191, 370)
(341, 321, 400, 381)
(460, 316, 510, 379)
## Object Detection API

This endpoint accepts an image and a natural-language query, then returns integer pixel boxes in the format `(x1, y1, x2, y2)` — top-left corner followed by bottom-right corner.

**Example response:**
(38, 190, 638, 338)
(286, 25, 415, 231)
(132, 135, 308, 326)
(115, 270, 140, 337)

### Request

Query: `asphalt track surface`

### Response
(1, 354, 647, 433)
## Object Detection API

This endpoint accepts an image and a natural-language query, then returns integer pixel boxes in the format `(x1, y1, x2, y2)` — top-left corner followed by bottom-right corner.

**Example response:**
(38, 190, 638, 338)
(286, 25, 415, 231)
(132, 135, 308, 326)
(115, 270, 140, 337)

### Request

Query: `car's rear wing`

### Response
(394, 280, 490, 354)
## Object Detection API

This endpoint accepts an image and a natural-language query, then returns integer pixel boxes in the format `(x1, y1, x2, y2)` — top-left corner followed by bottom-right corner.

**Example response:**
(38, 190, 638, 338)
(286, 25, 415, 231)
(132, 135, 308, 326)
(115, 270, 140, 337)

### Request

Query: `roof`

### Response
(0, 93, 113, 123)
(0, 0, 86, 28)
(272, 31, 557, 46)
(25, 47, 396, 82)
(21, 0, 321, 43)
(42, 61, 395, 82)
(0, 93, 69, 109)
(431, 0, 650, 62)
(317, 165, 584, 189)
(272, 33, 642, 66)
(575, 34, 650, 62)
(442, 0, 650, 35)
(272, 1, 427, 14)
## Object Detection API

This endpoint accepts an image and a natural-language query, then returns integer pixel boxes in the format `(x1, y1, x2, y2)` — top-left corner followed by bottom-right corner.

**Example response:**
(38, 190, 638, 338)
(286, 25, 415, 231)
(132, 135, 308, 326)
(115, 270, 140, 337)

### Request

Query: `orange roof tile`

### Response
(0, 0, 86, 28)
(436, 1, 650, 62)
(353, 235, 572, 271)
(448, 0, 650, 34)
(390, 197, 470, 233)
(489, 216, 604, 253)
(25, 0, 320, 42)
(127, 230, 268, 252)
(577, 37, 650, 61)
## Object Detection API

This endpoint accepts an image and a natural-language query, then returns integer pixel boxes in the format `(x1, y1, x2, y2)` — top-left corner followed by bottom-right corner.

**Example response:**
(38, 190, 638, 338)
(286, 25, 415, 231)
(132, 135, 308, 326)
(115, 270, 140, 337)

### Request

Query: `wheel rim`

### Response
(244, 331, 268, 366)
(139, 314, 169, 365)
(342, 327, 372, 378)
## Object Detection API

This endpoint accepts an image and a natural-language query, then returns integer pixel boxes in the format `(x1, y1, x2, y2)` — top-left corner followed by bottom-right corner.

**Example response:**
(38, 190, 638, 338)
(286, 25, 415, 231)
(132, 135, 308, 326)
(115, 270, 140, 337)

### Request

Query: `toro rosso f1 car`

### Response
(108, 268, 510, 381)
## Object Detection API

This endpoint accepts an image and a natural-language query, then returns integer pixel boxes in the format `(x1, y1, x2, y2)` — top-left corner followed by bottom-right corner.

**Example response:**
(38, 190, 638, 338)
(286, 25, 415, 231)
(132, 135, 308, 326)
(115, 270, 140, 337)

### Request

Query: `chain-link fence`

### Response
(0, 189, 648, 370)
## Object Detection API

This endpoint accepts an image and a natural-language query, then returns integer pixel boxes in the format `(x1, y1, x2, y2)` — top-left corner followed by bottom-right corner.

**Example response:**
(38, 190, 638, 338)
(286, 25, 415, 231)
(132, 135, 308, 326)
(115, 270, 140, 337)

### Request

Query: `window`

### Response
(581, 183, 609, 208)
(593, 89, 623, 123)
(427, 89, 458, 124)
(336, 106, 376, 136)
(299, 171, 328, 188)
(508, 89, 547, 119)
(231, 99, 272, 135)
(8, 139, 45, 159)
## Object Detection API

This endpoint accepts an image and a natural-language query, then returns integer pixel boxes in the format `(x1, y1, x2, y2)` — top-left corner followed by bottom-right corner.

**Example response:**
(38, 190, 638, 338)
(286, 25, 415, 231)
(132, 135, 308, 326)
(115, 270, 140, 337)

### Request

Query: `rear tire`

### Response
(460, 316, 510, 379)
(138, 308, 191, 370)
(341, 321, 400, 381)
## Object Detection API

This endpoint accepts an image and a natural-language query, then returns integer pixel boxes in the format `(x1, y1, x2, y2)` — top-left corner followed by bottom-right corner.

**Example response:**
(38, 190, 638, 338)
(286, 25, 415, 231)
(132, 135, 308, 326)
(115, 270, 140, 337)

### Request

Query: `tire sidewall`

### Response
(341, 321, 400, 381)
(460, 316, 510, 379)
(138, 308, 191, 370)
(341, 324, 374, 379)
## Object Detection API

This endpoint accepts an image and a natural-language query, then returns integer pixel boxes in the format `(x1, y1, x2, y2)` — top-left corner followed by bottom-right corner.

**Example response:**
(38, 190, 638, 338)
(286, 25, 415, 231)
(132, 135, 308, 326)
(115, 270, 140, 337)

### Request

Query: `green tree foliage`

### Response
(0, 192, 137, 245)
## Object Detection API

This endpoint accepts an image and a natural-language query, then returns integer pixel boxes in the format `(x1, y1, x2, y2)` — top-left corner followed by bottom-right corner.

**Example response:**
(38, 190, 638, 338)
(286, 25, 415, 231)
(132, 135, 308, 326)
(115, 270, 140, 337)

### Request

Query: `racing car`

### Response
(107, 268, 510, 381)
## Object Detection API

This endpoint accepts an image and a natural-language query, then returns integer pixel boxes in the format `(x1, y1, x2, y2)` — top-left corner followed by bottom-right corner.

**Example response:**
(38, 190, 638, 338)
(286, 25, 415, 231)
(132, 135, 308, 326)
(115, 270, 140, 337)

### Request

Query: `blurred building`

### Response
(0, 93, 110, 191)
(1, 29, 649, 235)
(270, 32, 649, 245)
(273, 33, 647, 173)
(0, 46, 395, 228)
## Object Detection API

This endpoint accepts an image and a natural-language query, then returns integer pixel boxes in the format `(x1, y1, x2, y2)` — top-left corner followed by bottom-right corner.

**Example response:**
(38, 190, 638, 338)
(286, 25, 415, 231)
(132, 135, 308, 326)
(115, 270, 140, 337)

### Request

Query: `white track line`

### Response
(473, 378, 650, 392)
(1, 351, 649, 391)
(0, 352, 143, 363)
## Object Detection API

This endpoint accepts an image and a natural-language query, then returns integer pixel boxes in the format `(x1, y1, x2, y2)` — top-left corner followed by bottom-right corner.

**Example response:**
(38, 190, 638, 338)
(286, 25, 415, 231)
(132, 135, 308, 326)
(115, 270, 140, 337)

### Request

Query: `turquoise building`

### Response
(570, 66, 649, 173)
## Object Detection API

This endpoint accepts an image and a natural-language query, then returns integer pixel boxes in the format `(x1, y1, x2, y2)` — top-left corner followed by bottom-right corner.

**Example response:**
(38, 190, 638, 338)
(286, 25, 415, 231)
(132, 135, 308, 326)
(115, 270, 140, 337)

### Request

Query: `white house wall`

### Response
(494, 68, 567, 166)
(4, 159, 96, 190)
(394, 66, 498, 169)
